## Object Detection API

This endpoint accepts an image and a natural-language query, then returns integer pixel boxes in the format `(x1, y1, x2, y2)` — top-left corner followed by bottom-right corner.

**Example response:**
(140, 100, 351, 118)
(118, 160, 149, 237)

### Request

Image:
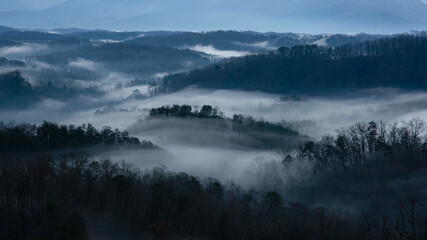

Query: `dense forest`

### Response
(159, 34, 427, 95)
(35, 43, 211, 76)
(294, 119, 427, 206)
(1, 118, 426, 239)
(0, 70, 108, 107)
(0, 30, 89, 45)
(0, 71, 39, 108)
(0, 121, 157, 153)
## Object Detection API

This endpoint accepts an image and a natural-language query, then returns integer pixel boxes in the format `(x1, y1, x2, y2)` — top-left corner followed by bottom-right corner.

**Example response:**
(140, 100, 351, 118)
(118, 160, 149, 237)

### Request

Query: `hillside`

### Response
(160, 34, 427, 95)
(36, 43, 211, 75)
(0, 71, 38, 108)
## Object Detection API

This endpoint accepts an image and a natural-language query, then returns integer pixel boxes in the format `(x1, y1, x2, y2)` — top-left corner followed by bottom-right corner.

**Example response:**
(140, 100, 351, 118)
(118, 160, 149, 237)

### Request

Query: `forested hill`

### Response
(143, 104, 304, 149)
(159, 34, 427, 95)
(0, 121, 158, 153)
(0, 71, 38, 108)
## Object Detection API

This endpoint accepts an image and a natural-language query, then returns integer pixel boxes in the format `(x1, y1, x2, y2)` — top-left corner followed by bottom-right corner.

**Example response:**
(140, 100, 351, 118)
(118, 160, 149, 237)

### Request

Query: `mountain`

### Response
(0, 30, 88, 44)
(123, 31, 385, 51)
(0, 0, 426, 33)
(0, 25, 17, 33)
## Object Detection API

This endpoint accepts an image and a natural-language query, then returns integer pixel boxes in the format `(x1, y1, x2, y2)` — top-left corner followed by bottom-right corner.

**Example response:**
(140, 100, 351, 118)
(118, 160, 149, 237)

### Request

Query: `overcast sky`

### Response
(2, 0, 427, 11)
(1, 0, 427, 33)
(0, 0, 66, 11)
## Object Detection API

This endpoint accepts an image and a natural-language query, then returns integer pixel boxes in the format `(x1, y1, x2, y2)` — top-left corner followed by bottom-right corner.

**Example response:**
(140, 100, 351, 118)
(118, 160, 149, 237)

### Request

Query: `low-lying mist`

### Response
(188, 44, 250, 58)
(117, 87, 427, 139)
(2, 85, 427, 187)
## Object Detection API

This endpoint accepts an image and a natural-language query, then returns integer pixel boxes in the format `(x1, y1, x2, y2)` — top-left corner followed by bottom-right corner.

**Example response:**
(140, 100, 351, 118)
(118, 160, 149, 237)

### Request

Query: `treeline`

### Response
(246, 118, 427, 240)
(1, 151, 425, 239)
(124, 30, 383, 50)
(0, 30, 90, 45)
(0, 71, 107, 108)
(149, 104, 224, 119)
(231, 113, 299, 137)
(0, 121, 157, 153)
(0, 57, 25, 67)
(159, 34, 427, 95)
(149, 104, 299, 142)
(1, 119, 427, 239)
(0, 152, 360, 240)
(278, 33, 427, 59)
(301, 118, 427, 173)
(281, 118, 427, 240)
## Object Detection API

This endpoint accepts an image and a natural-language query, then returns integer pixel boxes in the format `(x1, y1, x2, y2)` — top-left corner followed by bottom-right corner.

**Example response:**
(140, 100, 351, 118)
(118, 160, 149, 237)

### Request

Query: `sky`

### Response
(0, 0, 66, 11)
(3, 0, 427, 11)
(0, 0, 427, 33)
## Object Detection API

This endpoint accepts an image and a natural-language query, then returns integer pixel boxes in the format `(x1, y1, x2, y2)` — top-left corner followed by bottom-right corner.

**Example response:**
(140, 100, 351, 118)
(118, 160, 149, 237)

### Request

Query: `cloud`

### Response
(188, 45, 249, 58)
(68, 58, 98, 71)
(0, 44, 48, 60)
(115, 87, 427, 139)
(153, 72, 168, 79)
(234, 41, 276, 50)
(313, 37, 329, 46)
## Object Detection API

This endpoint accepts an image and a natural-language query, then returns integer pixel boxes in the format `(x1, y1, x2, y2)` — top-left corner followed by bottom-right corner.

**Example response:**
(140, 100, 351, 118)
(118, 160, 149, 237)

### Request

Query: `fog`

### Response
(116, 87, 427, 139)
(234, 40, 276, 50)
(1, 40, 426, 185)
(0, 44, 48, 60)
(188, 45, 249, 58)
(68, 58, 98, 71)
(2, 81, 427, 185)
(2, 34, 426, 188)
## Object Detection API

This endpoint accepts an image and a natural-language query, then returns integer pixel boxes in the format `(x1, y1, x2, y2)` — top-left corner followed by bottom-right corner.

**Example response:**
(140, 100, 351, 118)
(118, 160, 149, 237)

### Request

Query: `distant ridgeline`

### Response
(0, 70, 104, 108)
(0, 121, 157, 153)
(148, 104, 302, 148)
(0, 71, 38, 108)
(159, 33, 427, 95)
(0, 57, 25, 67)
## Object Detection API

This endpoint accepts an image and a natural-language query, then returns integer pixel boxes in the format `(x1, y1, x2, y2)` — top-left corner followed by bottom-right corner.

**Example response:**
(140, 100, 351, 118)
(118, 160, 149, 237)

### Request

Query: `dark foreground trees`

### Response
(295, 118, 427, 240)
(301, 118, 427, 173)
(1, 118, 427, 239)
(0, 152, 361, 240)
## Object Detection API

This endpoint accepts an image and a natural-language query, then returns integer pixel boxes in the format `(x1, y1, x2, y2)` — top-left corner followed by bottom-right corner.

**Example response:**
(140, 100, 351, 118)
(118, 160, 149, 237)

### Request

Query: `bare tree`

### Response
(404, 117, 427, 148)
